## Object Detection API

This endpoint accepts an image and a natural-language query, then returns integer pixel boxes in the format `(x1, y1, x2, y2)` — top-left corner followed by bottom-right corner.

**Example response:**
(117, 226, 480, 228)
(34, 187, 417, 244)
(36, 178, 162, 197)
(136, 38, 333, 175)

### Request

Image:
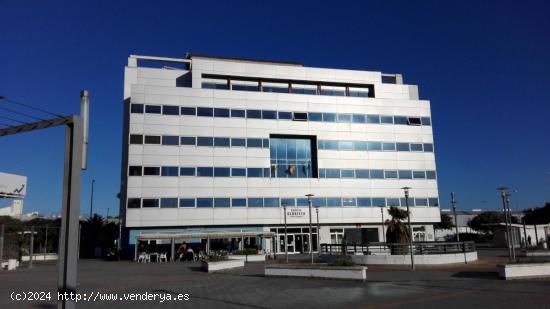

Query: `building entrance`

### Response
(271, 226, 318, 253)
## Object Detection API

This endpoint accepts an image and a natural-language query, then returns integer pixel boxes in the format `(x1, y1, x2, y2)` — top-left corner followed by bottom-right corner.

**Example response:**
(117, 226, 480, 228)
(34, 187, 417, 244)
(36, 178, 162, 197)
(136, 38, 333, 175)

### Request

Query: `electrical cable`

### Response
(1, 97, 63, 118)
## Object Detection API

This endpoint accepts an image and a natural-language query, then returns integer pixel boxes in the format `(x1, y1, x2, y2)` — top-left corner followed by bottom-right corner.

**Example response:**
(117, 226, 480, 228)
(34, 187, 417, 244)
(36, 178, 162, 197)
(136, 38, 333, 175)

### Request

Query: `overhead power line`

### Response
(0, 106, 46, 121)
(0, 96, 63, 118)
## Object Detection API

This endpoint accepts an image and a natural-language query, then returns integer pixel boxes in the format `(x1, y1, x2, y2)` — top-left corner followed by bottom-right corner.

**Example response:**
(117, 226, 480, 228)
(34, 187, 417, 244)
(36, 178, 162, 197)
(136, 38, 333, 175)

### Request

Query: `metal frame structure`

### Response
(0, 91, 89, 309)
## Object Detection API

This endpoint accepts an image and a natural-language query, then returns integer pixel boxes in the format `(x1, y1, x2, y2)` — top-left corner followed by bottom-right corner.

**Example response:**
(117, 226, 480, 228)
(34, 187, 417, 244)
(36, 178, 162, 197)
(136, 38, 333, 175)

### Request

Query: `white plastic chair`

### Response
(159, 253, 167, 263)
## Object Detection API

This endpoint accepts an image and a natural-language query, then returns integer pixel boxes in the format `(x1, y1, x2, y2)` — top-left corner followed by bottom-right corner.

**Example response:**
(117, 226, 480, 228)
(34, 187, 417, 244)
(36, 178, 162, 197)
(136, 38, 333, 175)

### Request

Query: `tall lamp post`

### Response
(315, 206, 320, 252)
(306, 194, 314, 264)
(451, 192, 459, 242)
(497, 187, 515, 262)
(380, 206, 386, 243)
(401, 187, 415, 271)
(283, 203, 288, 264)
(89, 179, 95, 218)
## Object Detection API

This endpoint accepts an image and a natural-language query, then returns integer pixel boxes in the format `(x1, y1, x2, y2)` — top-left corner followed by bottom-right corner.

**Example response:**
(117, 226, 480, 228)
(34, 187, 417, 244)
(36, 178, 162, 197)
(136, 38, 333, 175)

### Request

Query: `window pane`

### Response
(339, 141, 354, 151)
(214, 167, 230, 177)
(296, 198, 308, 207)
(231, 168, 246, 177)
(180, 107, 196, 115)
(415, 198, 428, 206)
(278, 111, 292, 120)
(197, 167, 214, 177)
(264, 198, 280, 207)
(324, 140, 338, 150)
(231, 109, 246, 118)
(382, 143, 396, 151)
(144, 136, 161, 144)
(281, 198, 296, 207)
(342, 198, 356, 207)
(143, 167, 160, 176)
(232, 83, 258, 92)
(408, 117, 422, 126)
(162, 105, 179, 115)
(394, 116, 408, 125)
(385, 170, 398, 179)
(232, 198, 247, 207)
(262, 110, 277, 119)
(247, 138, 262, 148)
(197, 198, 213, 207)
(312, 198, 327, 207)
(247, 109, 262, 119)
(341, 169, 355, 178)
(127, 198, 141, 208)
(366, 115, 380, 124)
(293, 112, 308, 121)
(426, 171, 437, 179)
(162, 136, 179, 145)
(248, 198, 263, 207)
(179, 198, 195, 207)
(197, 107, 214, 117)
(197, 137, 214, 146)
(386, 198, 400, 207)
(214, 108, 230, 118)
(421, 117, 432, 126)
(410, 143, 424, 151)
(370, 169, 384, 179)
(160, 198, 178, 208)
(180, 136, 196, 146)
(372, 198, 386, 207)
(355, 169, 370, 179)
(128, 166, 142, 176)
(357, 198, 372, 207)
(247, 168, 263, 177)
(353, 141, 367, 151)
(413, 171, 426, 179)
(161, 166, 178, 176)
(399, 170, 413, 179)
(231, 138, 246, 147)
(326, 169, 340, 178)
(145, 105, 161, 114)
(308, 112, 322, 121)
(337, 114, 351, 123)
(367, 142, 382, 151)
(214, 137, 230, 147)
(262, 139, 270, 148)
(352, 114, 366, 123)
(142, 199, 159, 208)
(326, 197, 341, 207)
(322, 113, 336, 122)
(396, 143, 410, 151)
(129, 134, 143, 144)
(380, 116, 393, 124)
(423, 143, 434, 152)
(214, 198, 231, 207)
(179, 167, 195, 176)
(429, 198, 439, 207)
(130, 104, 144, 114)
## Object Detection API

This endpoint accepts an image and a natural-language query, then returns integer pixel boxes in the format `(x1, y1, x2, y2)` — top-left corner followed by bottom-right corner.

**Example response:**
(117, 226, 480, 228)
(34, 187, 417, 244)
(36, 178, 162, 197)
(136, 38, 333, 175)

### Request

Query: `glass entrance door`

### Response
(279, 235, 296, 253)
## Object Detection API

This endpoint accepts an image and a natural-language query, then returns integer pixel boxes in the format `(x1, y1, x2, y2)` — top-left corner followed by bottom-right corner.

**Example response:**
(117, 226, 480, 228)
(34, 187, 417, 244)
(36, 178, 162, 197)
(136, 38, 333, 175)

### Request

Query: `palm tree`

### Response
(385, 206, 410, 254)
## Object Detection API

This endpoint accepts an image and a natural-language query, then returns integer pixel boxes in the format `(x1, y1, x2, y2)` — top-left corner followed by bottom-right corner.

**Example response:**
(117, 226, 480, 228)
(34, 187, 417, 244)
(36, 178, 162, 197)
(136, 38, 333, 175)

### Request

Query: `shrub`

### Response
(329, 258, 356, 267)
(233, 248, 259, 255)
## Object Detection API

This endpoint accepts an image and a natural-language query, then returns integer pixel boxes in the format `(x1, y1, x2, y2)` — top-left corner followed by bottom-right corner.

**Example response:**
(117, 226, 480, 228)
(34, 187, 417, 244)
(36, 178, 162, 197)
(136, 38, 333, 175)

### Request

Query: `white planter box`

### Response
(321, 251, 478, 265)
(229, 254, 266, 262)
(201, 259, 245, 272)
(497, 263, 550, 280)
(265, 265, 367, 281)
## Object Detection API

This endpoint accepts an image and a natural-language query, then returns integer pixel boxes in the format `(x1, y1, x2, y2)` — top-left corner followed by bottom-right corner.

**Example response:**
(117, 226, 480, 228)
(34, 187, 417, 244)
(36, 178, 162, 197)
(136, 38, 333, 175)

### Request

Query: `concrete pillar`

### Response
(170, 238, 175, 261)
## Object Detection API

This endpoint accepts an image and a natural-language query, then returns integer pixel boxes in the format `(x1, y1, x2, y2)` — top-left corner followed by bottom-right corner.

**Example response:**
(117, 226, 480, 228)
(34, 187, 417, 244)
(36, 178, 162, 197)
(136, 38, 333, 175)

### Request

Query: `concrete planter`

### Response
(497, 262, 550, 280)
(229, 254, 266, 262)
(201, 259, 245, 272)
(321, 251, 478, 265)
(265, 264, 367, 281)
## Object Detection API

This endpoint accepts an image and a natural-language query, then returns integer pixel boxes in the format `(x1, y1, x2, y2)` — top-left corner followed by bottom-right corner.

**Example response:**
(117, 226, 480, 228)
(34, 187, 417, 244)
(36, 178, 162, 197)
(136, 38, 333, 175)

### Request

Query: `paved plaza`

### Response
(1, 249, 549, 309)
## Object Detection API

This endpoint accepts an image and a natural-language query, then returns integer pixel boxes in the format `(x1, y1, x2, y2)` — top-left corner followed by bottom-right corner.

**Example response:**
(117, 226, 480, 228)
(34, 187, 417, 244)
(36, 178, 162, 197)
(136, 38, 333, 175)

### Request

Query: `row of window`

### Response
(130, 104, 431, 126)
(129, 134, 434, 153)
(127, 196, 439, 209)
(128, 165, 437, 180)
(201, 77, 374, 98)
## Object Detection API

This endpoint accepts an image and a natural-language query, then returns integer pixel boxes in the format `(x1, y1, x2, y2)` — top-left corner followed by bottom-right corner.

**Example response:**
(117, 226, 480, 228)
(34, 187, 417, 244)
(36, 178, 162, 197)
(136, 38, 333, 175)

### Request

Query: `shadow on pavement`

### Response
(452, 271, 500, 280)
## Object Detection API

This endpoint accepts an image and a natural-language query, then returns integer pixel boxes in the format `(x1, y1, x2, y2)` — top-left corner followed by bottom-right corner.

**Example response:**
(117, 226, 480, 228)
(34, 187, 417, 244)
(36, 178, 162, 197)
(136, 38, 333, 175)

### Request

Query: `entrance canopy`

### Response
(136, 231, 275, 241)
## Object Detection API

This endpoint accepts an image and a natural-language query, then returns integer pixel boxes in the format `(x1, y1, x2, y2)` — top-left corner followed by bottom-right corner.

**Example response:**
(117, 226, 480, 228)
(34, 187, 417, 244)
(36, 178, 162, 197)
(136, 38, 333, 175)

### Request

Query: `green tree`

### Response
(385, 206, 410, 245)
(523, 202, 550, 225)
(468, 211, 518, 234)
(434, 213, 454, 230)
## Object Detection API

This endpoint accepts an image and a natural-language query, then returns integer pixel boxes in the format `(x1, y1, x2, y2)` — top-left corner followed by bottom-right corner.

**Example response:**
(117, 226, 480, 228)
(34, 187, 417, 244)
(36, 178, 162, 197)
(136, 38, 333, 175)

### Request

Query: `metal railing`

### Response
(320, 241, 476, 256)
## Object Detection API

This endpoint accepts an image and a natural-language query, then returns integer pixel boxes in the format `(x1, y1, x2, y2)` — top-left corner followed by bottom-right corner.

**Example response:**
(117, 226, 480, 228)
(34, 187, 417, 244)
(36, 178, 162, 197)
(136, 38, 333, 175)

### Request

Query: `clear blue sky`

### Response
(1, 0, 549, 217)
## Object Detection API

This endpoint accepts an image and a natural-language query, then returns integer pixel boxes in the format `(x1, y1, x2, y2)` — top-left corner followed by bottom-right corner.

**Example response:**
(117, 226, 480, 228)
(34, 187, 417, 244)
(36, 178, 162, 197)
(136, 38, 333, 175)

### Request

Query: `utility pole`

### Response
(380, 207, 386, 243)
(306, 194, 314, 264)
(497, 187, 515, 262)
(89, 179, 95, 218)
(316, 207, 320, 250)
(451, 192, 460, 242)
(402, 187, 415, 271)
(283, 203, 288, 264)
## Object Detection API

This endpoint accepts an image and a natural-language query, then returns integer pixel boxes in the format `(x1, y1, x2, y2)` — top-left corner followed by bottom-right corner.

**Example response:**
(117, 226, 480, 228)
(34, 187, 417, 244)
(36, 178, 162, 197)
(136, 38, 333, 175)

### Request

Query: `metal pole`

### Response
(505, 193, 516, 261)
(522, 216, 527, 249)
(29, 226, 34, 268)
(89, 179, 95, 218)
(283, 204, 288, 264)
(402, 187, 415, 271)
(380, 207, 386, 243)
(117, 212, 123, 260)
(44, 225, 48, 261)
(316, 207, 320, 249)
(170, 238, 175, 262)
(306, 194, 314, 264)
(451, 192, 460, 242)
(0, 224, 4, 263)
(497, 188, 513, 261)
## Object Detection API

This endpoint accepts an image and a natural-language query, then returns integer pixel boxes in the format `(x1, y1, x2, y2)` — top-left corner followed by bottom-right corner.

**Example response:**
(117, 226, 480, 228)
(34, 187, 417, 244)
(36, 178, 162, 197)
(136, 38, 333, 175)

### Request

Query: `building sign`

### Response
(0, 172, 27, 198)
(286, 208, 306, 218)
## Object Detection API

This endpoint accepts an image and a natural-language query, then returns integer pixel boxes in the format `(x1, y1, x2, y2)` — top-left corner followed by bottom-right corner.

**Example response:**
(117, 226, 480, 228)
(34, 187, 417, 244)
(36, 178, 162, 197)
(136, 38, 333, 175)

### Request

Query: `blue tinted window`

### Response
(325, 169, 340, 178)
(214, 167, 230, 177)
(326, 197, 341, 207)
(162, 136, 179, 145)
(394, 116, 408, 125)
(160, 198, 178, 208)
(366, 115, 380, 124)
(179, 167, 195, 176)
(408, 117, 422, 126)
(357, 198, 372, 207)
(262, 110, 277, 119)
(352, 114, 365, 123)
(281, 198, 296, 207)
(413, 171, 426, 179)
(396, 143, 410, 151)
(353, 141, 367, 151)
(214, 137, 230, 147)
(232, 84, 258, 91)
(401, 198, 409, 207)
(197, 137, 214, 146)
(421, 117, 431, 126)
(293, 112, 308, 121)
(337, 114, 351, 123)
(231, 168, 246, 177)
(197, 167, 214, 177)
(129, 166, 142, 176)
(308, 112, 322, 121)
(410, 143, 423, 152)
(324, 140, 339, 150)
(372, 198, 386, 207)
(232, 198, 247, 207)
(180, 136, 196, 146)
(214, 198, 231, 207)
(386, 198, 400, 207)
(339, 141, 354, 150)
(143, 167, 160, 176)
(322, 113, 336, 122)
(426, 171, 437, 179)
(247, 109, 262, 119)
(415, 198, 428, 206)
(355, 169, 370, 179)
(197, 198, 213, 207)
(247, 168, 263, 177)
(161, 166, 178, 176)
(380, 116, 393, 124)
(214, 108, 230, 118)
(180, 107, 196, 115)
(264, 198, 280, 207)
(367, 142, 382, 151)
(296, 198, 308, 207)
(248, 198, 263, 207)
(278, 111, 292, 120)
(231, 109, 245, 118)
(382, 143, 396, 151)
(318, 169, 326, 178)
(247, 138, 263, 148)
(423, 143, 434, 152)
(197, 107, 214, 117)
(384, 170, 398, 179)
(130, 104, 144, 113)
(341, 169, 355, 178)
(142, 199, 159, 208)
(202, 82, 228, 89)
(145, 105, 161, 114)
(263, 85, 288, 93)
(179, 199, 195, 208)
(398, 170, 413, 179)
(370, 169, 384, 179)
(312, 198, 326, 207)
(428, 198, 439, 207)
(263, 139, 270, 148)
(162, 105, 179, 115)
(231, 138, 246, 147)
(342, 198, 356, 207)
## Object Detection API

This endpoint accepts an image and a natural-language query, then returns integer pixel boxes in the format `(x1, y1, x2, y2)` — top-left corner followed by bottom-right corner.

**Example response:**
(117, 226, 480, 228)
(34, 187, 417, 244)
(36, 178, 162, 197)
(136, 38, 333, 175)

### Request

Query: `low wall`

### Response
(21, 254, 58, 262)
(229, 254, 266, 262)
(265, 264, 367, 281)
(498, 263, 550, 280)
(321, 251, 478, 265)
(202, 259, 245, 272)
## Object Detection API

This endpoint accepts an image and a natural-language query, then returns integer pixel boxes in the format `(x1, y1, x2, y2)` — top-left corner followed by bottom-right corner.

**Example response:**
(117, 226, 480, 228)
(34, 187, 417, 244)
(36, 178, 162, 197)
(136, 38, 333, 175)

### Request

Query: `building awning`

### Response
(135, 231, 275, 241)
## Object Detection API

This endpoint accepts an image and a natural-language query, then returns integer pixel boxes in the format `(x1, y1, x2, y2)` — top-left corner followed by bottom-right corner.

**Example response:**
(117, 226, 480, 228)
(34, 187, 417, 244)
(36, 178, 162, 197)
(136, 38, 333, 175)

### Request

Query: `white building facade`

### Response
(120, 54, 440, 255)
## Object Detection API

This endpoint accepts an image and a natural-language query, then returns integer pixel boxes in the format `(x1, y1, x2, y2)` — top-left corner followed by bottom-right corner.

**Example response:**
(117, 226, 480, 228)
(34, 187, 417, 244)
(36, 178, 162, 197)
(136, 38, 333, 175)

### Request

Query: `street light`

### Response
(451, 192, 459, 242)
(497, 187, 516, 262)
(401, 187, 415, 271)
(380, 206, 386, 243)
(315, 206, 320, 251)
(282, 203, 288, 264)
(306, 193, 314, 264)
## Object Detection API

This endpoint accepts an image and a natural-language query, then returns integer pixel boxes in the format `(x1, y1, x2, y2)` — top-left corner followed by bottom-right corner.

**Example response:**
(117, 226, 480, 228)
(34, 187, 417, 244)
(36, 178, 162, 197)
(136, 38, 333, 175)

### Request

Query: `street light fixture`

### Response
(380, 206, 386, 243)
(401, 187, 415, 271)
(451, 192, 459, 242)
(497, 187, 516, 262)
(282, 202, 288, 264)
(306, 193, 314, 264)
(315, 206, 320, 251)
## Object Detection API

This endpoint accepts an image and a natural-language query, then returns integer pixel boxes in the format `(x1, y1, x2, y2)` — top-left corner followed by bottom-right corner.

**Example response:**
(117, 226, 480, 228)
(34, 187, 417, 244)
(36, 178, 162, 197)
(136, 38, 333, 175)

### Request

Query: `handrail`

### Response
(320, 241, 476, 256)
